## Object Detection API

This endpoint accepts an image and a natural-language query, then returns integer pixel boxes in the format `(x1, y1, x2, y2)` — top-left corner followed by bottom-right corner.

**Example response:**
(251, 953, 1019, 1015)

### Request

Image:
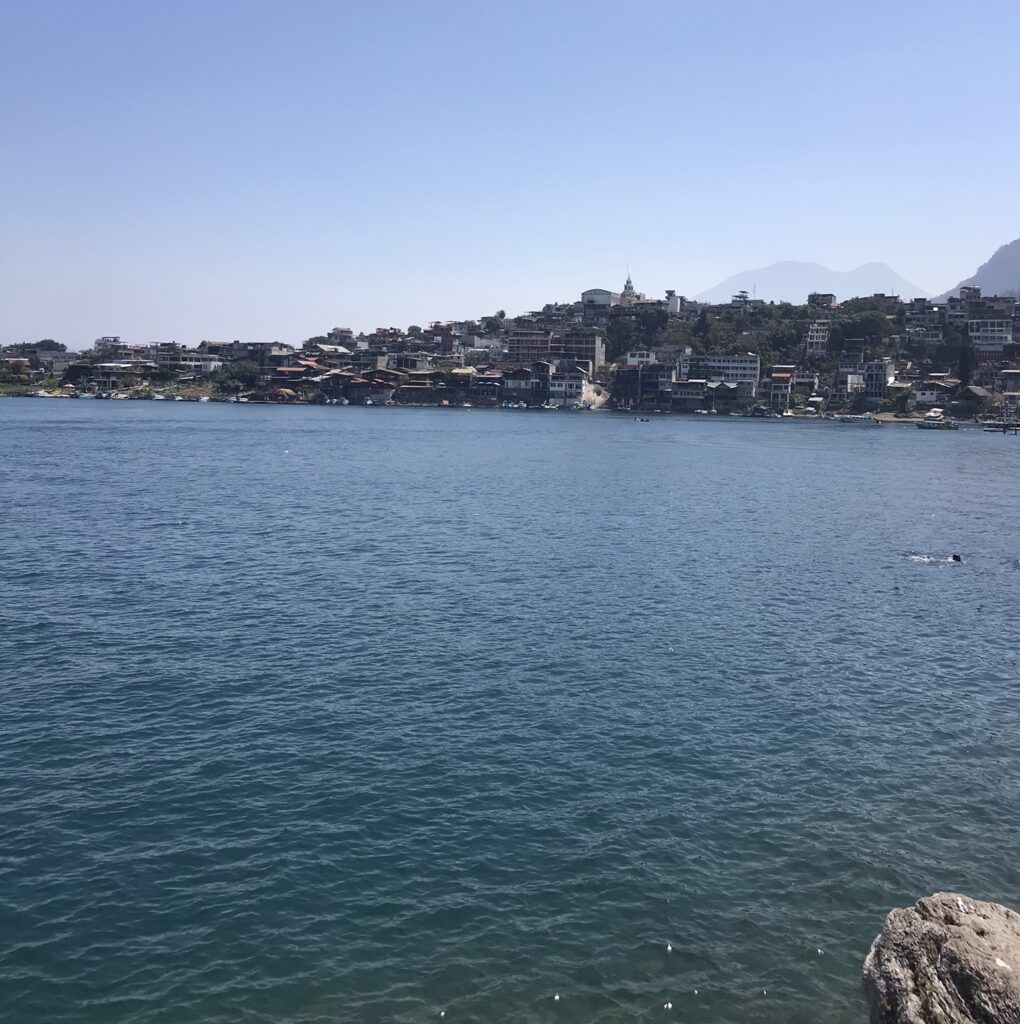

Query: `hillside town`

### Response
(3, 277, 1020, 423)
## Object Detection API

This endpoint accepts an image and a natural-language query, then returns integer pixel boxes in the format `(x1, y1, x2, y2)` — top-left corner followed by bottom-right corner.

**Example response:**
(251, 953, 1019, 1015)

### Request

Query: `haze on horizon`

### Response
(3, 0, 1019, 350)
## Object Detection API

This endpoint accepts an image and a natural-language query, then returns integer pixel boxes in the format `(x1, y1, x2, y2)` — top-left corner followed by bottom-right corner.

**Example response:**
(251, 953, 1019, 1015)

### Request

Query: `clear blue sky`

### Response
(3, 0, 1019, 349)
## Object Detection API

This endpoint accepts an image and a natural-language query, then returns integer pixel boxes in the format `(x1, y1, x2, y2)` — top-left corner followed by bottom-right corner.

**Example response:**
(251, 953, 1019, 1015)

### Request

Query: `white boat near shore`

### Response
(917, 408, 958, 430)
(834, 413, 881, 426)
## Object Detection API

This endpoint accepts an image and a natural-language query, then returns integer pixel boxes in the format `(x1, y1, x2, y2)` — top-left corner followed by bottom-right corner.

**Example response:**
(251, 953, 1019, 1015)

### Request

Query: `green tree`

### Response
(637, 307, 668, 346)
(957, 343, 976, 385)
(605, 318, 636, 363)
(407, 325, 423, 337)
(213, 359, 261, 392)
(693, 308, 711, 340)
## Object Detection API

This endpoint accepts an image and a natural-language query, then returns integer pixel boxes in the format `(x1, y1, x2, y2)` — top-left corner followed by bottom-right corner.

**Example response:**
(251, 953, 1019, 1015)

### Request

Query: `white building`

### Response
(679, 351, 760, 403)
(864, 358, 895, 401)
(968, 319, 1013, 354)
(805, 321, 829, 357)
(548, 369, 599, 409)
(581, 288, 620, 307)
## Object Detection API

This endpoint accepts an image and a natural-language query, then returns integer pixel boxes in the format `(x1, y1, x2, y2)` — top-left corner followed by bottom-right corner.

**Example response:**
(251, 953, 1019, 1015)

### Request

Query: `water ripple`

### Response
(2, 402, 1020, 1024)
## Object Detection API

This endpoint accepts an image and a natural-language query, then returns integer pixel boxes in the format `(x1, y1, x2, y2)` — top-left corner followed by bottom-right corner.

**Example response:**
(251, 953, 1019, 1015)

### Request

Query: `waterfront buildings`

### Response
(11, 276, 1020, 419)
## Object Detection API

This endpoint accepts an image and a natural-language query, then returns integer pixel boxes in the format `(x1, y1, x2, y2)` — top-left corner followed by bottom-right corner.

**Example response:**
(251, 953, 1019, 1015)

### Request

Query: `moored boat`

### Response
(917, 408, 958, 430)
(834, 413, 881, 426)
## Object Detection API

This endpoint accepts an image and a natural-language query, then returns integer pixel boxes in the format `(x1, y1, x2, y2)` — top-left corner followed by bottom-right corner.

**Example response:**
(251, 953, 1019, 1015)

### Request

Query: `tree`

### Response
(637, 306, 668, 344)
(213, 359, 261, 392)
(957, 343, 976, 386)
(657, 320, 694, 350)
(605, 318, 636, 363)
(61, 363, 92, 385)
(828, 311, 891, 356)
(407, 325, 422, 337)
(481, 316, 504, 335)
(693, 308, 711, 340)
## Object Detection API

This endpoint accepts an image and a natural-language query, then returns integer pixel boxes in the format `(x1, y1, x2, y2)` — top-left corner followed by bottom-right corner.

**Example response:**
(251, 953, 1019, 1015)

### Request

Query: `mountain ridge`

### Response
(695, 260, 929, 304)
(935, 237, 1020, 300)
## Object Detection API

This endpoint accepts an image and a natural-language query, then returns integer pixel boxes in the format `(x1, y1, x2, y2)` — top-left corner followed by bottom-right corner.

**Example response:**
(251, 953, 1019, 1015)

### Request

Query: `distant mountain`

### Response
(694, 261, 929, 304)
(936, 237, 1020, 300)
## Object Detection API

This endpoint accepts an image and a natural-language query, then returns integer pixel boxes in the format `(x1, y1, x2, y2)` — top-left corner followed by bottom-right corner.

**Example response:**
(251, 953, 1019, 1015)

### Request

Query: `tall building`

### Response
(554, 328, 605, 369)
(805, 321, 830, 358)
(508, 321, 553, 365)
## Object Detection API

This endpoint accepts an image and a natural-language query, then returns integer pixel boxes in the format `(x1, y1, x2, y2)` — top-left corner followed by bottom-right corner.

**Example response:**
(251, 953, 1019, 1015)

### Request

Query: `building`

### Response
(554, 328, 605, 369)
(581, 288, 620, 307)
(904, 298, 942, 329)
(150, 343, 222, 376)
(808, 292, 838, 309)
(914, 379, 956, 408)
(906, 325, 944, 350)
(968, 319, 1013, 355)
(548, 368, 591, 408)
(765, 365, 795, 410)
(804, 321, 829, 358)
(995, 368, 1020, 394)
(864, 357, 895, 402)
(507, 321, 553, 365)
(389, 351, 433, 371)
(93, 362, 155, 392)
(671, 379, 706, 412)
(327, 327, 355, 345)
(832, 369, 865, 404)
(1003, 392, 1020, 423)
(618, 274, 646, 307)
(612, 362, 673, 409)
(793, 369, 819, 395)
(679, 351, 760, 404)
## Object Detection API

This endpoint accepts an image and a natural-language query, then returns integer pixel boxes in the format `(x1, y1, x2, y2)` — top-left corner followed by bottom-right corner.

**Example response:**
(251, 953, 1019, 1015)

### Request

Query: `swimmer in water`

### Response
(952, 554, 962, 562)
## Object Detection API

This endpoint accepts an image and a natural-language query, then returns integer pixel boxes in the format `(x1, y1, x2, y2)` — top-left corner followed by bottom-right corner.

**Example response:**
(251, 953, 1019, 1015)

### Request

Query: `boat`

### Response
(834, 413, 881, 425)
(917, 408, 958, 431)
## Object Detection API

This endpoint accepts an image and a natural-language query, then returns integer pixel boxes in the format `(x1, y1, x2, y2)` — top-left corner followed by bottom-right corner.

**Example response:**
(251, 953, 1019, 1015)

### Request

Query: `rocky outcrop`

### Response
(863, 892, 1020, 1024)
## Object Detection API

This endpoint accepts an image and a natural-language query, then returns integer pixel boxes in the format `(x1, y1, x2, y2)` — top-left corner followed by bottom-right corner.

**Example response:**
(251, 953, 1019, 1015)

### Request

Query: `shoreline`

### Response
(2, 389, 995, 427)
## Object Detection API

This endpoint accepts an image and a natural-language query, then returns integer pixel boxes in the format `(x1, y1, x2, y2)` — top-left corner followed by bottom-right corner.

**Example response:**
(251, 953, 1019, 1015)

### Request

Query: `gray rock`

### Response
(863, 892, 1020, 1024)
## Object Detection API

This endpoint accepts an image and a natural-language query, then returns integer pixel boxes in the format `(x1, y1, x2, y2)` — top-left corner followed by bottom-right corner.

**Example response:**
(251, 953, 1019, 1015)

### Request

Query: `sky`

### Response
(2, 0, 1020, 350)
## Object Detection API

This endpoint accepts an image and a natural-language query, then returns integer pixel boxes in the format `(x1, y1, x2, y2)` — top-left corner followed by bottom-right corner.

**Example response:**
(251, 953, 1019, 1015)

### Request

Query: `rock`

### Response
(863, 892, 1020, 1024)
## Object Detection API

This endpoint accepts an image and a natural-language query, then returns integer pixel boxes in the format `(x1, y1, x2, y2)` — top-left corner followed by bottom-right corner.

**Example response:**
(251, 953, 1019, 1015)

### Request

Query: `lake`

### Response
(2, 399, 1019, 1024)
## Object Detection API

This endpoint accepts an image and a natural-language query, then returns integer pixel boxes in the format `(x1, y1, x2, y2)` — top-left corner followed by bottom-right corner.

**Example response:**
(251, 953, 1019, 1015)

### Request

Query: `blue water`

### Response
(2, 400, 1020, 1024)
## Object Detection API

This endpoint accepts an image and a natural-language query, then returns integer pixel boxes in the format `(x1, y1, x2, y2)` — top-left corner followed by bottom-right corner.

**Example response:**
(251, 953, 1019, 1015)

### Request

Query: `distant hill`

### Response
(694, 261, 929, 304)
(936, 237, 1020, 300)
